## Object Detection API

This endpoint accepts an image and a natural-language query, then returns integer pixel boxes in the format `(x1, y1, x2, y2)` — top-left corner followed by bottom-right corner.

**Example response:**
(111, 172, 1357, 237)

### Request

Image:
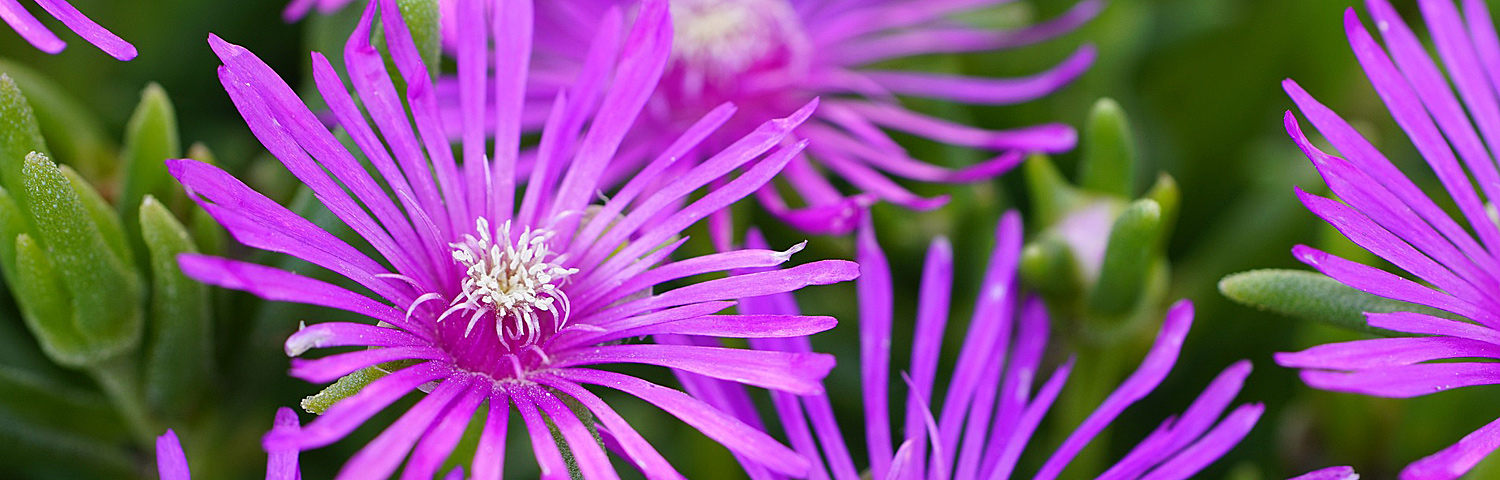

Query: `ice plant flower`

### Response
(522, 0, 1100, 237)
(1277, 0, 1500, 478)
(684, 213, 1262, 479)
(179, 0, 855, 478)
(154, 408, 301, 480)
(0, 0, 134, 59)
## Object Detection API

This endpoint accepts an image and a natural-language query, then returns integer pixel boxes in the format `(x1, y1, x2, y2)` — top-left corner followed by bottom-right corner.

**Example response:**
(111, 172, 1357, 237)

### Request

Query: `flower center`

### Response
(445, 218, 578, 346)
(669, 0, 803, 80)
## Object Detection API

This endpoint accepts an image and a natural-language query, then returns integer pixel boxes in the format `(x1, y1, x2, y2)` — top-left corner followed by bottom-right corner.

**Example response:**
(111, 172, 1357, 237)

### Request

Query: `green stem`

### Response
(89, 357, 158, 448)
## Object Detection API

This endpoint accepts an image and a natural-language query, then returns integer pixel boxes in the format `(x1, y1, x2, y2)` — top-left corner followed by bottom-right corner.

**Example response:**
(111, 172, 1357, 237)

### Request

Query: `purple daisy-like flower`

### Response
(1278, 0, 1500, 478)
(0, 0, 134, 59)
(181, 0, 856, 478)
(513, 0, 1098, 237)
(682, 212, 1261, 479)
(155, 408, 301, 480)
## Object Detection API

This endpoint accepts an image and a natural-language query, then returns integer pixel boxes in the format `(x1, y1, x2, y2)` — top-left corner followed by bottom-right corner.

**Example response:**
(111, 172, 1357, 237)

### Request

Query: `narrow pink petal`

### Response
(1402, 414, 1500, 480)
(266, 408, 301, 480)
(556, 368, 810, 477)
(0, 0, 64, 54)
(402, 386, 485, 480)
(31, 0, 133, 59)
(1294, 244, 1496, 324)
(470, 390, 511, 480)
(832, 100, 1077, 152)
(156, 430, 191, 480)
(1291, 466, 1360, 480)
(1276, 336, 1500, 370)
(177, 255, 420, 336)
(511, 387, 571, 480)
(1034, 300, 1196, 480)
(533, 387, 621, 480)
(535, 375, 685, 480)
(336, 377, 471, 480)
(289, 346, 447, 383)
(904, 236, 953, 443)
(555, 344, 833, 395)
(1138, 403, 1264, 480)
(1300, 362, 1500, 398)
(861, 45, 1094, 105)
(856, 216, 895, 480)
(271, 361, 450, 451)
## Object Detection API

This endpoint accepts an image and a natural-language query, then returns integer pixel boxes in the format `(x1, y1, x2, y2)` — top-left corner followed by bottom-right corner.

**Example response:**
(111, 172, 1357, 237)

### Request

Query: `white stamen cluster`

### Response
(444, 218, 578, 344)
(670, 0, 801, 78)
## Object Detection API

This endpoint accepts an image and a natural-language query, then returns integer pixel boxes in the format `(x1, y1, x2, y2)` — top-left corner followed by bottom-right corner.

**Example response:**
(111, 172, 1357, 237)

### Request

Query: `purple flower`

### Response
(181, 0, 855, 478)
(1292, 467, 1361, 480)
(0, 0, 134, 59)
(683, 212, 1261, 479)
(154, 408, 301, 480)
(516, 0, 1098, 237)
(1278, 1, 1500, 478)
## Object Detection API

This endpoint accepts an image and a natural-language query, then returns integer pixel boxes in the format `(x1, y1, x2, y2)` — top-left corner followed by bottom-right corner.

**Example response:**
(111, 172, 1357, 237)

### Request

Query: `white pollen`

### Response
(444, 218, 578, 344)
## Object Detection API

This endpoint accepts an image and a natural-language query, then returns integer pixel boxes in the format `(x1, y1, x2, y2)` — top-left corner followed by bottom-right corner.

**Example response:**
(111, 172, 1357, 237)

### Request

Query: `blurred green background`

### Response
(1, 0, 1494, 479)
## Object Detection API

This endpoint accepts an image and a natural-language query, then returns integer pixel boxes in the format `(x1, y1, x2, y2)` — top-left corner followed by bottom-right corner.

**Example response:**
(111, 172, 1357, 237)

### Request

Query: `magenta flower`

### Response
(682, 212, 1261, 479)
(0, 0, 134, 59)
(155, 408, 301, 480)
(1278, 1, 1500, 478)
(181, 0, 855, 478)
(517, 0, 1099, 237)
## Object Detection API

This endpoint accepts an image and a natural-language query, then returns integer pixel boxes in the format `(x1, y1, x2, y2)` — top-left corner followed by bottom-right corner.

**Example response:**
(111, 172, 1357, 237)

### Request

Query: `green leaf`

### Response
(1020, 237, 1084, 303)
(61, 165, 132, 267)
(1089, 198, 1162, 316)
(11, 233, 93, 367)
(1023, 154, 1081, 225)
(1218, 269, 1436, 336)
(1079, 98, 1137, 197)
(0, 59, 112, 181)
(22, 153, 143, 361)
(0, 411, 138, 479)
(1143, 173, 1179, 250)
(301, 365, 388, 414)
(140, 196, 211, 418)
(0, 75, 48, 215)
(397, 0, 443, 77)
(0, 187, 28, 281)
(119, 83, 182, 267)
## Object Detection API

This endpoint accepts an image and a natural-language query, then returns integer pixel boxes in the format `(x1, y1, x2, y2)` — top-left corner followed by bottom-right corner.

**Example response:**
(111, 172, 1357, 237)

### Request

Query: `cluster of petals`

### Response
(0, 0, 134, 59)
(1278, 0, 1500, 478)
(508, 0, 1101, 238)
(176, 0, 858, 478)
(678, 212, 1263, 480)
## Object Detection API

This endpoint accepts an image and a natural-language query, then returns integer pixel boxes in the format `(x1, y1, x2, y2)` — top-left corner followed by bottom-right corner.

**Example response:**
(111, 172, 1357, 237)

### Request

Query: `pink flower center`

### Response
(661, 0, 809, 108)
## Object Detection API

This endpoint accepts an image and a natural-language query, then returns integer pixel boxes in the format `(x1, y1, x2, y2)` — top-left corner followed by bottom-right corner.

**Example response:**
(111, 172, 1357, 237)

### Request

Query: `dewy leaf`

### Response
(61, 165, 132, 267)
(22, 153, 143, 361)
(0, 59, 112, 180)
(11, 233, 96, 367)
(139, 196, 211, 418)
(1079, 98, 1137, 197)
(1218, 269, 1430, 337)
(301, 365, 388, 414)
(0, 187, 29, 282)
(1143, 173, 1179, 250)
(0, 75, 48, 215)
(119, 83, 182, 265)
(1089, 198, 1162, 316)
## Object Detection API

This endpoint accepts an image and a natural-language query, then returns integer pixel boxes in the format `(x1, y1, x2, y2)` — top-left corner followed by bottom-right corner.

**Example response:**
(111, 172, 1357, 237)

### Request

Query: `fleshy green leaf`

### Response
(119, 83, 182, 266)
(301, 365, 387, 414)
(1218, 269, 1433, 336)
(1020, 236, 1084, 303)
(1079, 98, 1136, 197)
(22, 153, 143, 360)
(1023, 154, 1081, 226)
(1143, 173, 1179, 250)
(61, 166, 132, 267)
(11, 233, 92, 367)
(0, 75, 48, 215)
(140, 196, 211, 417)
(0, 187, 28, 282)
(1089, 198, 1162, 316)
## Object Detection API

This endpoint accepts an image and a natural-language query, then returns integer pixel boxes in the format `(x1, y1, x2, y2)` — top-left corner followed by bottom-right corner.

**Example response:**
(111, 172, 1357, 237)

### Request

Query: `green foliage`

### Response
(140, 196, 211, 418)
(1218, 269, 1445, 337)
(1080, 98, 1136, 196)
